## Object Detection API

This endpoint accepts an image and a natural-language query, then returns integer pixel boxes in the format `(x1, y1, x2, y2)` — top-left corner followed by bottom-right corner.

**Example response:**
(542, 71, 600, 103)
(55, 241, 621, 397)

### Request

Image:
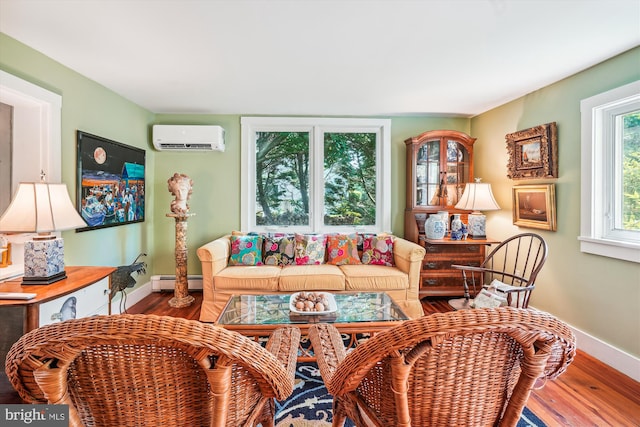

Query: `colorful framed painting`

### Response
(512, 184, 556, 231)
(76, 131, 145, 232)
(506, 122, 558, 179)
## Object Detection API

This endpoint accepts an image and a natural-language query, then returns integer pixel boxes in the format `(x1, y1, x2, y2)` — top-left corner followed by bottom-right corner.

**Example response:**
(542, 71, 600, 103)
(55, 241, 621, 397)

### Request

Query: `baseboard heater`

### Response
(150, 275, 203, 291)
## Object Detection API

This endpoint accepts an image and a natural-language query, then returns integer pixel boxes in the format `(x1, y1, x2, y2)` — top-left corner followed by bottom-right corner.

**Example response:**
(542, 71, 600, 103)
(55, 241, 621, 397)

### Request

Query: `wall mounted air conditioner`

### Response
(152, 125, 225, 151)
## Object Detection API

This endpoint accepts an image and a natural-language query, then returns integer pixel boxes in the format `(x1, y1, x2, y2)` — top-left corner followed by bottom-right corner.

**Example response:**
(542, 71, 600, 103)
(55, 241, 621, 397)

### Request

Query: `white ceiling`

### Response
(1, 0, 639, 117)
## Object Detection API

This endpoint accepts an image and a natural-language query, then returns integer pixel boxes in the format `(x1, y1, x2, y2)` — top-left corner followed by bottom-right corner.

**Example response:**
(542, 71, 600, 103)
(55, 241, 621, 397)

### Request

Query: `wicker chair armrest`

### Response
(308, 323, 348, 388)
(265, 326, 302, 388)
(528, 311, 577, 381)
(6, 315, 302, 405)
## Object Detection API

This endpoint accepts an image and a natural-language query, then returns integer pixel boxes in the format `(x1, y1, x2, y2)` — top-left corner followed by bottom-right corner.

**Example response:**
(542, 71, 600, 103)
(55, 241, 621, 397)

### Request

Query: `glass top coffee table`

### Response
(216, 292, 409, 360)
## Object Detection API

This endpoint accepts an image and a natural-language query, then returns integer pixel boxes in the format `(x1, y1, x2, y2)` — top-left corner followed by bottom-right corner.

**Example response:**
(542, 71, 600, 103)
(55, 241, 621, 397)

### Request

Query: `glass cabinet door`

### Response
(415, 139, 440, 207)
(415, 138, 471, 209)
(444, 139, 471, 207)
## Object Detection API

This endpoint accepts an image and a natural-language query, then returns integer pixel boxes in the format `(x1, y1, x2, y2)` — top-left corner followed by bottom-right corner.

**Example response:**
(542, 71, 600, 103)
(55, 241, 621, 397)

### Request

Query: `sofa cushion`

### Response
(340, 265, 408, 291)
(214, 266, 280, 291)
(263, 234, 295, 266)
(229, 235, 263, 266)
(361, 235, 395, 266)
(294, 234, 327, 265)
(327, 233, 361, 265)
(279, 264, 345, 291)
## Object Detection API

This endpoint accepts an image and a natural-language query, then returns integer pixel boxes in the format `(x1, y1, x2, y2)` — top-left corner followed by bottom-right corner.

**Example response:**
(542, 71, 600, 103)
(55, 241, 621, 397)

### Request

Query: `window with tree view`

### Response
(580, 81, 640, 263)
(324, 132, 376, 226)
(620, 111, 640, 232)
(241, 117, 391, 234)
(255, 131, 310, 227)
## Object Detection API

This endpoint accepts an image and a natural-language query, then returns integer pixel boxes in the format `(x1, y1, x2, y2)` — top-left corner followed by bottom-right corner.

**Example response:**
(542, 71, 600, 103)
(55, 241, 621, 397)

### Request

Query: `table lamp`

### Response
(454, 178, 500, 239)
(0, 182, 87, 284)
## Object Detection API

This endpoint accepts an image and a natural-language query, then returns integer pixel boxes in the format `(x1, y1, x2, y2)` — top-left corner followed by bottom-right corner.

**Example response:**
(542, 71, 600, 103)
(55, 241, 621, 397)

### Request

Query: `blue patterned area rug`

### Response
(273, 363, 546, 427)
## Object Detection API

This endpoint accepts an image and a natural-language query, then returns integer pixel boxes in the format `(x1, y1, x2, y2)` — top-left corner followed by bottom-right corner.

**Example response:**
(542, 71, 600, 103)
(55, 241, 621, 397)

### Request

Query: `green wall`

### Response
(0, 33, 156, 283)
(471, 47, 640, 357)
(2, 31, 639, 359)
(152, 114, 470, 274)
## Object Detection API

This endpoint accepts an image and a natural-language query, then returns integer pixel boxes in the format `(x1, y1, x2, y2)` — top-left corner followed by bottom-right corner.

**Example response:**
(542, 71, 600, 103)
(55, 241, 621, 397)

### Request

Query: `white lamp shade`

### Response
(455, 182, 501, 212)
(0, 182, 87, 233)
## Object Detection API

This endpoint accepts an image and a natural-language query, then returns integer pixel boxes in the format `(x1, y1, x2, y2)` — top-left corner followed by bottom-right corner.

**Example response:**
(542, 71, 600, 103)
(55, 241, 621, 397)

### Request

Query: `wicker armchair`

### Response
(5, 314, 301, 427)
(309, 307, 575, 427)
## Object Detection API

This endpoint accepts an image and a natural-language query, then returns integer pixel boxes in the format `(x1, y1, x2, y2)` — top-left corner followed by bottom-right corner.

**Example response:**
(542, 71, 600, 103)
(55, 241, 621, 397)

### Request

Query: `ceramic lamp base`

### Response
(467, 212, 487, 239)
(23, 237, 67, 285)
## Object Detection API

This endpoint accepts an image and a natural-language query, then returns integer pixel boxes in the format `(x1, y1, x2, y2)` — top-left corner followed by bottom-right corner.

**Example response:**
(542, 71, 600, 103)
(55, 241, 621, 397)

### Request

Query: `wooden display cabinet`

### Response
(404, 130, 476, 243)
(419, 237, 499, 297)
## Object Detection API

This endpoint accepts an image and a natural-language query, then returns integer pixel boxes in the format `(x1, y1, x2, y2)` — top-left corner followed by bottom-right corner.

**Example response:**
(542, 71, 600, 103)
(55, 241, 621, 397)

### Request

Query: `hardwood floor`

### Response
(3, 291, 639, 426)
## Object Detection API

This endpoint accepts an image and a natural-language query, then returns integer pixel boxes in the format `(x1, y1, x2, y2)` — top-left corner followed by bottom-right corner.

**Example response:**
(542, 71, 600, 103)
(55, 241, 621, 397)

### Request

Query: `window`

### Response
(579, 80, 640, 263)
(240, 117, 391, 234)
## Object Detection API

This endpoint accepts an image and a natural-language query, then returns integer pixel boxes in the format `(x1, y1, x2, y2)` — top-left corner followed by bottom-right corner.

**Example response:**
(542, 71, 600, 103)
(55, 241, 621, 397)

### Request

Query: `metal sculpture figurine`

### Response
(110, 253, 147, 299)
(167, 173, 195, 308)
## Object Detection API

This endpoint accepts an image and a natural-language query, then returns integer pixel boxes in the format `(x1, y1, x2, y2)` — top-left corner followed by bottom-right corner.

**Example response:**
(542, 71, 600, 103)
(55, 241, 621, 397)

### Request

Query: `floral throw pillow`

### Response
(229, 235, 263, 266)
(356, 233, 376, 252)
(294, 234, 327, 265)
(263, 235, 295, 266)
(361, 235, 394, 266)
(327, 233, 361, 265)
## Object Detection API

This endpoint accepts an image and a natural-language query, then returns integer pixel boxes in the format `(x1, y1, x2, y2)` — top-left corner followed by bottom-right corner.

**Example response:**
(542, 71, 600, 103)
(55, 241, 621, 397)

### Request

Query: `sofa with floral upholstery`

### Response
(196, 232, 427, 322)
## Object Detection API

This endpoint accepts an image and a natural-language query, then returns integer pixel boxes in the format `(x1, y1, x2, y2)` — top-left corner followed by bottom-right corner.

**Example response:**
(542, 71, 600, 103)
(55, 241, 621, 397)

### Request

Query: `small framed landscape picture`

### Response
(512, 184, 556, 231)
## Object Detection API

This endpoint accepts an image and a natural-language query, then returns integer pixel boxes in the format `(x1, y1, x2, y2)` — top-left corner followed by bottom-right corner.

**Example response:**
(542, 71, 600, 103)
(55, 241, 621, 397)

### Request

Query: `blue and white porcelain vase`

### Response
(450, 214, 463, 240)
(425, 214, 446, 239)
(450, 214, 463, 233)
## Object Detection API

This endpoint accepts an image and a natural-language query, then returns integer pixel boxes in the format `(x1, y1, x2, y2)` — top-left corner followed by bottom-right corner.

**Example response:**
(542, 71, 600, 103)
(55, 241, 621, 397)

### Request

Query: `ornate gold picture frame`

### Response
(506, 122, 558, 179)
(512, 184, 556, 231)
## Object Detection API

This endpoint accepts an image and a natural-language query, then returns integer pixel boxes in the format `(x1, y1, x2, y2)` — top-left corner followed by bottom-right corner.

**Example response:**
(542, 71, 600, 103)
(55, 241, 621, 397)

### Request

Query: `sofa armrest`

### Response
(393, 236, 426, 311)
(392, 236, 426, 274)
(197, 235, 231, 285)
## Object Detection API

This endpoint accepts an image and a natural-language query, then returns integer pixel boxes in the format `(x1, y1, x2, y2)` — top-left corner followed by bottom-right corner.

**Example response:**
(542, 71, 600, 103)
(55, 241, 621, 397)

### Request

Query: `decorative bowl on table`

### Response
(289, 291, 337, 315)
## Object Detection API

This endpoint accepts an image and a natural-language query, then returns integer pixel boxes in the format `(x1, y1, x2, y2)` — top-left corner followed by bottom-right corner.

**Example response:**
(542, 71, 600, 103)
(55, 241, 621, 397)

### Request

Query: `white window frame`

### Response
(240, 116, 391, 234)
(579, 80, 640, 263)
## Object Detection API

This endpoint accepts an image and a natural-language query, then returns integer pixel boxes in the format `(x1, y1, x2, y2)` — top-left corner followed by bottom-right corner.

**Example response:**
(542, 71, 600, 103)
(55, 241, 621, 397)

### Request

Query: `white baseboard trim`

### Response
(530, 305, 639, 382)
(150, 274, 203, 291)
(570, 324, 640, 382)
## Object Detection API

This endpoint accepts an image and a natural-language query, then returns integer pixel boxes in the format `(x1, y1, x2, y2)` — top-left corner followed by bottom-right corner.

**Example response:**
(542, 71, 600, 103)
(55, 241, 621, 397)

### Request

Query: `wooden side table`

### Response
(418, 237, 499, 298)
(0, 266, 115, 330)
(0, 266, 115, 382)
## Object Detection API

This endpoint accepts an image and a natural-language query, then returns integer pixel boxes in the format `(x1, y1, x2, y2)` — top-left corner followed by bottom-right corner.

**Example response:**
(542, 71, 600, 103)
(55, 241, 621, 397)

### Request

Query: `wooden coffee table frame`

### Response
(215, 292, 409, 361)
